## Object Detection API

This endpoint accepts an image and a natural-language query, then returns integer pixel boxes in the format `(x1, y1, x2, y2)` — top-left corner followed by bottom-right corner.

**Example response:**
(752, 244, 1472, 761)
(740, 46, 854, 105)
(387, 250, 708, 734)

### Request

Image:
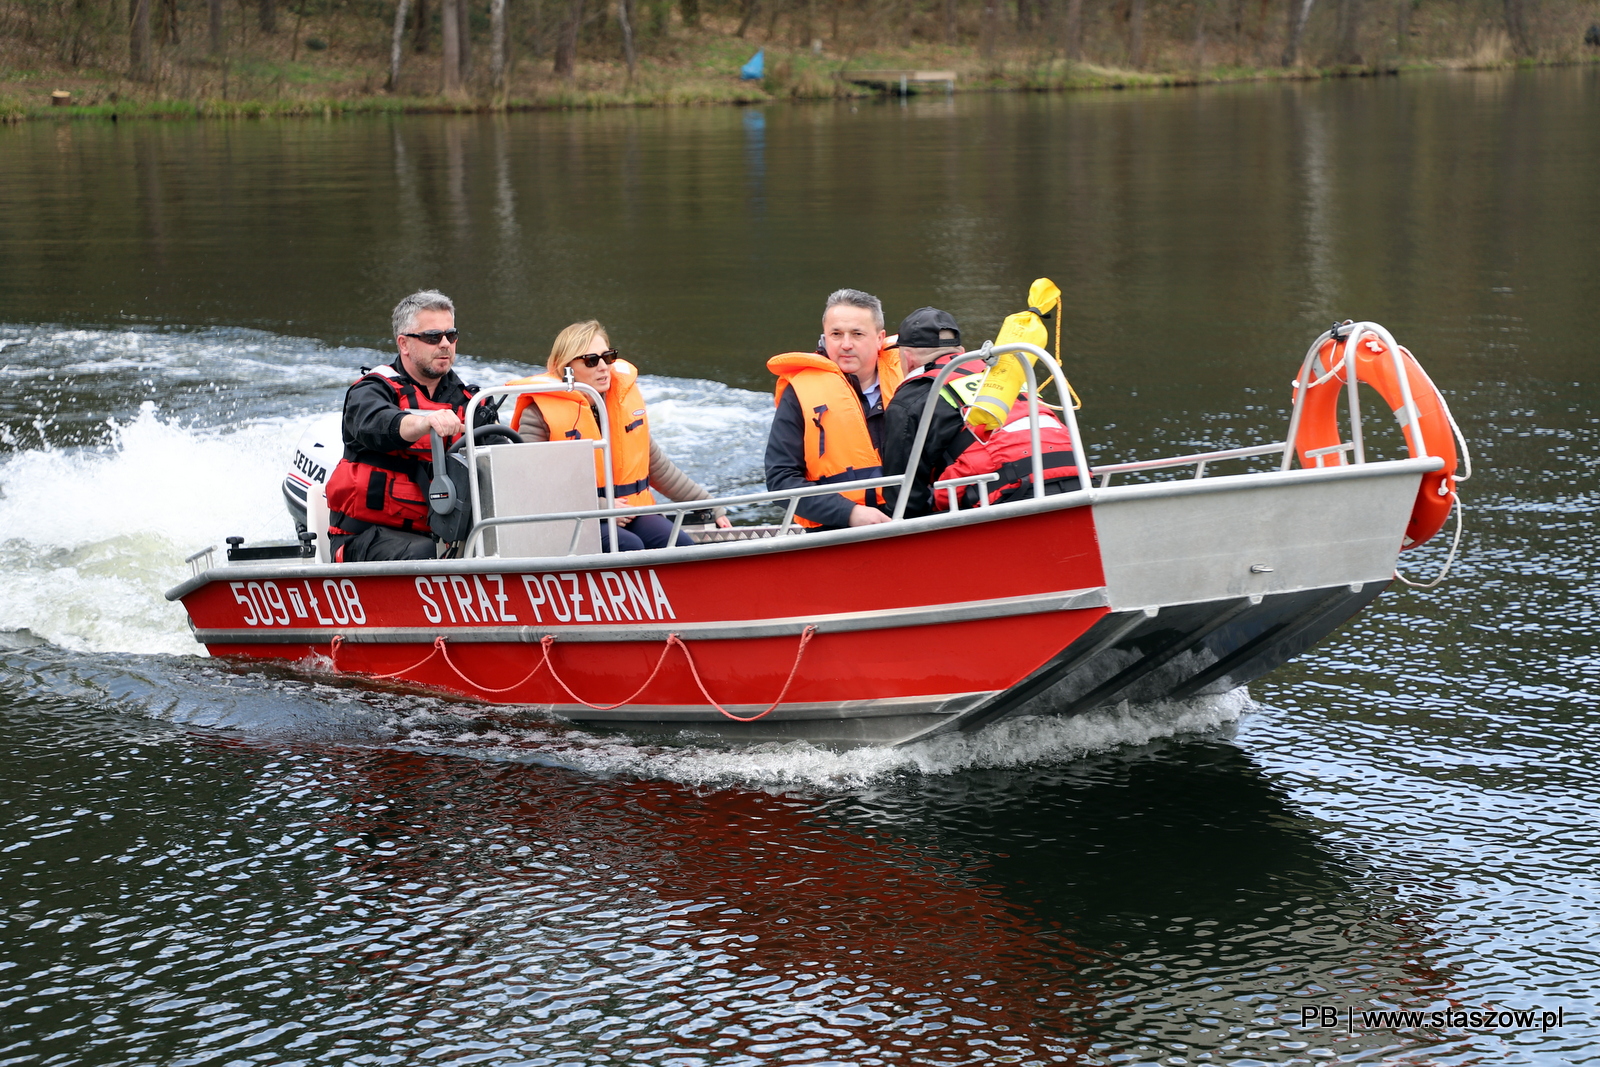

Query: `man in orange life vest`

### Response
(324, 290, 495, 562)
(764, 289, 906, 531)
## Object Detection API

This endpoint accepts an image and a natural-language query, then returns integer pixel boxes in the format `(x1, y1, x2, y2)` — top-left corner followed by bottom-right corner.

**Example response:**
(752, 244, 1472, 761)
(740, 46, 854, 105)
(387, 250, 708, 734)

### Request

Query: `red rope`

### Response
(328, 625, 818, 722)
(436, 638, 550, 695)
(671, 625, 816, 723)
(327, 633, 447, 680)
(536, 634, 680, 710)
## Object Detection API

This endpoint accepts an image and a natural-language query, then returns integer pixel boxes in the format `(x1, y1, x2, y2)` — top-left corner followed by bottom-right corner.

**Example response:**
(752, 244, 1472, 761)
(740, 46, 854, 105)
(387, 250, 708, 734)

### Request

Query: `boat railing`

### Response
(1282, 320, 1423, 473)
(893, 342, 1091, 519)
(1091, 443, 1289, 488)
(458, 476, 906, 557)
(462, 378, 622, 552)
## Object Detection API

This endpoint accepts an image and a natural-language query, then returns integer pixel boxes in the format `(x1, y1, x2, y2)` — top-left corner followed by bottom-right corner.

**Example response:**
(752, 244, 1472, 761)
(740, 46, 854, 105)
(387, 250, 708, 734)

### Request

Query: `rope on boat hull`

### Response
(327, 625, 818, 723)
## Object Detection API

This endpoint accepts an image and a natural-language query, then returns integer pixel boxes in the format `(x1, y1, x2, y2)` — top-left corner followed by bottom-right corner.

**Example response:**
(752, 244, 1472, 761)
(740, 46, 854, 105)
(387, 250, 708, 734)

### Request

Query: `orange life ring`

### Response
(1293, 329, 1458, 549)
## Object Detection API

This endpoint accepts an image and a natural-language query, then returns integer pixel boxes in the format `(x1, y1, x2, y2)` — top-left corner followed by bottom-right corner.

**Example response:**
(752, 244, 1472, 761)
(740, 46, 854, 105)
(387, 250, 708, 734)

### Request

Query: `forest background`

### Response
(2, 0, 1598, 116)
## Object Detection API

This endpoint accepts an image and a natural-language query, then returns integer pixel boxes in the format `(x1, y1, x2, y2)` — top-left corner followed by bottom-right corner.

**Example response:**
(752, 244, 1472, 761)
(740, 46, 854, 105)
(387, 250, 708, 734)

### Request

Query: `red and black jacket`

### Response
(324, 362, 482, 537)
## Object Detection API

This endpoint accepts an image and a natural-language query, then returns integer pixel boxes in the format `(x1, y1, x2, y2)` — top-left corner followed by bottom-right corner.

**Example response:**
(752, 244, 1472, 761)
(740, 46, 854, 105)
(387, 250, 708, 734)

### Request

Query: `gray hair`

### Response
(392, 290, 455, 338)
(823, 288, 884, 331)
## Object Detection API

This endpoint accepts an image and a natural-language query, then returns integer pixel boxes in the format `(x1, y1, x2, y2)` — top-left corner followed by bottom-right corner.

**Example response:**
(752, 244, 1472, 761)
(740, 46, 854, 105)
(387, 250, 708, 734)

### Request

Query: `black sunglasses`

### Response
(403, 329, 459, 346)
(574, 349, 620, 368)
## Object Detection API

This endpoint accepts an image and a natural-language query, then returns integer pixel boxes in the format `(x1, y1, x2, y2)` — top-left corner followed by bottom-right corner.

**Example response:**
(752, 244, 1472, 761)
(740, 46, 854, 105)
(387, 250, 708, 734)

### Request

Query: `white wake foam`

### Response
(0, 325, 773, 657)
(398, 688, 1255, 788)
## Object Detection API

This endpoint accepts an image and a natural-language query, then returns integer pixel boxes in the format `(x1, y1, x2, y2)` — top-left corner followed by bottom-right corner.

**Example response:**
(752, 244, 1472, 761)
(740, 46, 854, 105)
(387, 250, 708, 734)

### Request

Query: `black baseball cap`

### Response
(896, 307, 961, 349)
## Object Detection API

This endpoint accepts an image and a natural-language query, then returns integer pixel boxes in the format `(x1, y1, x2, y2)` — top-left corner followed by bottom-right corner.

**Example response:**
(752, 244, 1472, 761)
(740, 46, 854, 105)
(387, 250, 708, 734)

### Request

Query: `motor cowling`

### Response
(281, 412, 343, 530)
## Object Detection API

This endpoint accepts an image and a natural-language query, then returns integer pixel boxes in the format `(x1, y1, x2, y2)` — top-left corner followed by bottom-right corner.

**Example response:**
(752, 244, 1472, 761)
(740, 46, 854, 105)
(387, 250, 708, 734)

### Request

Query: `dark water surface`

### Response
(2, 68, 1598, 1065)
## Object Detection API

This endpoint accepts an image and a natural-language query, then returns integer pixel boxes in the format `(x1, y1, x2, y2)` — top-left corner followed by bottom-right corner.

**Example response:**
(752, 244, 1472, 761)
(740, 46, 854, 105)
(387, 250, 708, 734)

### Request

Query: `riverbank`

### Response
(4, 8, 1598, 122)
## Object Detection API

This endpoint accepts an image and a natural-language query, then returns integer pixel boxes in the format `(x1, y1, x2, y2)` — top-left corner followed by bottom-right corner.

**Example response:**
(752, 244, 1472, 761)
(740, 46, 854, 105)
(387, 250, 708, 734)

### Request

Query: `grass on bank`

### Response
(3, 12, 1599, 122)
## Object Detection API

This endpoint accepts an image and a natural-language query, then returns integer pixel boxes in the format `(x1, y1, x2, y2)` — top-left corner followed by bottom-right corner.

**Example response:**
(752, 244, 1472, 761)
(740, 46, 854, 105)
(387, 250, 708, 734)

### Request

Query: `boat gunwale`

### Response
(184, 586, 1110, 644)
(165, 455, 1441, 601)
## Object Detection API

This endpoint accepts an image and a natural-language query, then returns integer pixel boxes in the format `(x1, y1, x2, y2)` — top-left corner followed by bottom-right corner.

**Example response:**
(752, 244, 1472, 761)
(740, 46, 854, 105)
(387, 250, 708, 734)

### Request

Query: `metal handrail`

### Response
(1093, 443, 1287, 488)
(892, 342, 1091, 520)
(1281, 321, 1431, 473)
(461, 475, 906, 556)
(462, 378, 617, 555)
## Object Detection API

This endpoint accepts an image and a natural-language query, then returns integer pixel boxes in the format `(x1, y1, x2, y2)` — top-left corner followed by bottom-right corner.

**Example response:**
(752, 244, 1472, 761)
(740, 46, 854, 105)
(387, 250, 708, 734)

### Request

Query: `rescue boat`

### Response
(166, 320, 1468, 748)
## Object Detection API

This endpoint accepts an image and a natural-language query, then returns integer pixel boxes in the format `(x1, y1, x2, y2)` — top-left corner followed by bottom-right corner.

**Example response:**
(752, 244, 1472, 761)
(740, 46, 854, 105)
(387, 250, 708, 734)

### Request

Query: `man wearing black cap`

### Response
(879, 307, 991, 519)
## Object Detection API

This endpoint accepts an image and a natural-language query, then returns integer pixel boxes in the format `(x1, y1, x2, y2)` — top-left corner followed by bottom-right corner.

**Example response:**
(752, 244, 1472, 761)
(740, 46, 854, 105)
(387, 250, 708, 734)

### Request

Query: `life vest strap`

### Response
(601, 477, 651, 498)
(328, 510, 420, 535)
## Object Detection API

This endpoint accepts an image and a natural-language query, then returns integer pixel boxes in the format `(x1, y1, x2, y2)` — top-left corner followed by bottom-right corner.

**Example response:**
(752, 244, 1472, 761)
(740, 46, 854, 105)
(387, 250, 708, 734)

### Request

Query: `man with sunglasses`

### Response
(324, 290, 496, 562)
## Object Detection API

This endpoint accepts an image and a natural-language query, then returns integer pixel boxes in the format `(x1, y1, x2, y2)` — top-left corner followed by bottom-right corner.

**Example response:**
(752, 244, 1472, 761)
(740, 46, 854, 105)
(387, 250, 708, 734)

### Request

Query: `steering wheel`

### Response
(450, 423, 524, 452)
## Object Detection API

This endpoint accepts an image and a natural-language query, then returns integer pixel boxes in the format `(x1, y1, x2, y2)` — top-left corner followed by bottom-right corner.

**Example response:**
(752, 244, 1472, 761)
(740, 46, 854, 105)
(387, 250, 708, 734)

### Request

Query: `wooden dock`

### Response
(840, 70, 957, 95)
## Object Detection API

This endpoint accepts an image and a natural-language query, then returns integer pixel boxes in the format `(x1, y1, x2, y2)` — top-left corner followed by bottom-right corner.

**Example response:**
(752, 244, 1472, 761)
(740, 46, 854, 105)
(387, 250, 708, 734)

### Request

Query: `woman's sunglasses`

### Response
(403, 329, 459, 346)
(574, 349, 620, 368)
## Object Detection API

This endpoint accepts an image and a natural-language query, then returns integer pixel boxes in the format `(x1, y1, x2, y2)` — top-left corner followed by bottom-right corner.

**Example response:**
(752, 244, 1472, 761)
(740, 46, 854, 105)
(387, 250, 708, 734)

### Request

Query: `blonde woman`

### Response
(506, 320, 730, 551)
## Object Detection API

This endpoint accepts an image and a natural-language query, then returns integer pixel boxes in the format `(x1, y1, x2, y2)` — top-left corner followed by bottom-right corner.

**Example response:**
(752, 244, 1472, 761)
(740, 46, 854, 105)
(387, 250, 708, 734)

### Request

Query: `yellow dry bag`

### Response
(966, 278, 1072, 433)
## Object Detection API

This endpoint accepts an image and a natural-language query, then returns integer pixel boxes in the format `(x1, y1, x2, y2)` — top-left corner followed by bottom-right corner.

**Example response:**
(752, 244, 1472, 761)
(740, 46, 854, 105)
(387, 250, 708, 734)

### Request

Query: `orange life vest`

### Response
(504, 361, 655, 506)
(767, 349, 904, 527)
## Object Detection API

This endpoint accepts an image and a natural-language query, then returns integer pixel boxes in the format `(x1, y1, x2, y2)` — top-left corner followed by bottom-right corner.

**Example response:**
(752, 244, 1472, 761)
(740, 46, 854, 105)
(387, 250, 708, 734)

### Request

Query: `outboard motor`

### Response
(282, 412, 343, 530)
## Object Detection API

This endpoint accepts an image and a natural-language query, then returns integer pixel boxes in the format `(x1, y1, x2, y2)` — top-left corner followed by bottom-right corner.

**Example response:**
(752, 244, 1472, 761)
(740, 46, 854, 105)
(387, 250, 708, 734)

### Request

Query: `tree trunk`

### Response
(1503, 0, 1533, 55)
(389, 0, 413, 88)
(1016, 0, 1030, 32)
(459, 0, 473, 82)
(680, 0, 698, 26)
(1128, 0, 1145, 66)
(981, 0, 998, 56)
(735, 0, 758, 37)
(413, 0, 429, 51)
(258, 0, 275, 32)
(1334, 0, 1361, 62)
(209, 0, 224, 53)
(490, 0, 507, 90)
(441, 0, 462, 92)
(161, 0, 180, 43)
(1282, 0, 1314, 64)
(1063, 0, 1081, 57)
(553, 0, 582, 74)
(943, 0, 955, 42)
(617, 0, 637, 78)
(129, 0, 153, 78)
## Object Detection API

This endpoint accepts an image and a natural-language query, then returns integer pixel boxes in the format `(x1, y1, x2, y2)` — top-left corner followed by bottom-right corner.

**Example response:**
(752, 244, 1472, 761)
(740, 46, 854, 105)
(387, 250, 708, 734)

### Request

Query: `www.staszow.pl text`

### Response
(1302, 1005, 1569, 1033)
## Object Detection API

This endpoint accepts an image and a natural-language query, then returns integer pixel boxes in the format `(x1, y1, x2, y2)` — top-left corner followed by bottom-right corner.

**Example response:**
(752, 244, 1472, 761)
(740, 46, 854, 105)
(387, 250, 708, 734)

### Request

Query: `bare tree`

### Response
(209, 0, 223, 53)
(679, 0, 699, 27)
(129, 0, 153, 77)
(981, 0, 998, 56)
(414, 0, 429, 51)
(1063, 0, 1082, 58)
(259, 0, 276, 32)
(617, 0, 637, 78)
(490, 0, 508, 90)
(459, 0, 473, 81)
(944, 0, 956, 42)
(389, 0, 413, 88)
(553, 0, 583, 74)
(1333, 0, 1361, 61)
(1503, 0, 1533, 55)
(442, 0, 462, 92)
(160, 0, 179, 43)
(1128, 0, 1145, 65)
(1282, 0, 1315, 64)
(735, 0, 758, 37)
